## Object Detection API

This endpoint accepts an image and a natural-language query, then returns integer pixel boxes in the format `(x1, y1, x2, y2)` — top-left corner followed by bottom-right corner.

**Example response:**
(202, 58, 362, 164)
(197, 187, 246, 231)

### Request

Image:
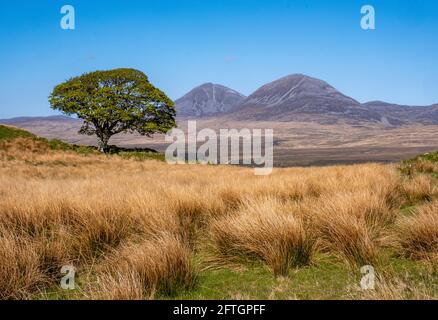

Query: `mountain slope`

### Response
(230, 74, 391, 124)
(175, 83, 246, 117)
(240, 74, 359, 107)
(364, 101, 438, 125)
(414, 104, 438, 124)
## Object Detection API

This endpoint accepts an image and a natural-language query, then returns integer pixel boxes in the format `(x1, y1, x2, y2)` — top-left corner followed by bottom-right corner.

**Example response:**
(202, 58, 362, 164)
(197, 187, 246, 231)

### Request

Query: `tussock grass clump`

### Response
(34, 230, 73, 279)
(90, 233, 196, 299)
(166, 187, 227, 247)
(250, 177, 325, 201)
(89, 271, 146, 300)
(411, 161, 438, 175)
(209, 198, 315, 276)
(396, 201, 438, 262)
(0, 233, 47, 300)
(71, 210, 137, 261)
(312, 191, 395, 267)
(401, 175, 437, 205)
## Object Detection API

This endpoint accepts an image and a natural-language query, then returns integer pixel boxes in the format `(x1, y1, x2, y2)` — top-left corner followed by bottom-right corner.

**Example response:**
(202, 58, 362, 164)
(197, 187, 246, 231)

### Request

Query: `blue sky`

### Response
(0, 0, 437, 118)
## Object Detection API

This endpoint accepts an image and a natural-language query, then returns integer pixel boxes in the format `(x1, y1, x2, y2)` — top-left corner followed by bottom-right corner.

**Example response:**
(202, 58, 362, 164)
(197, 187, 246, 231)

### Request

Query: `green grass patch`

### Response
(403, 151, 438, 165)
(33, 254, 437, 300)
(399, 150, 438, 177)
(400, 204, 417, 217)
(117, 151, 165, 162)
(164, 255, 355, 300)
(46, 138, 96, 155)
(0, 125, 36, 140)
(105, 145, 165, 161)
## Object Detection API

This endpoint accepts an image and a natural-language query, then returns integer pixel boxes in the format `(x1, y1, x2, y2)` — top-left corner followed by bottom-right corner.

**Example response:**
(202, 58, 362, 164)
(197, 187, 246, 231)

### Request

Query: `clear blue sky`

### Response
(1, 0, 437, 118)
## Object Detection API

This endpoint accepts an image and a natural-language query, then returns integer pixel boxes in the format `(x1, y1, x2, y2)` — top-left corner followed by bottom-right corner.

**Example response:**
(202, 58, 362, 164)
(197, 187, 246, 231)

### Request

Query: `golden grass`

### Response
(0, 137, 436, 299)
(209, 198, 315, 275)
(401, 175, 437, 204)
(88, 233, 195, 299)
(396, 201, 438, 262)
(358, 277, 436, 300)
(310, 191, 397, 267)
(0, 232, 46, 299)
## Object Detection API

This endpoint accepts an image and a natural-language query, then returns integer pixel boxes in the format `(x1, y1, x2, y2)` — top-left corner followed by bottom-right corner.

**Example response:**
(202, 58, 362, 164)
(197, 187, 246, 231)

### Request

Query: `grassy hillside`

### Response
(0, 124, 163, 160)
(401, 151, 438, 178)
(0, 124, 36, 140)
(0, 124, 96, 154)
(0, 126, 437, 300)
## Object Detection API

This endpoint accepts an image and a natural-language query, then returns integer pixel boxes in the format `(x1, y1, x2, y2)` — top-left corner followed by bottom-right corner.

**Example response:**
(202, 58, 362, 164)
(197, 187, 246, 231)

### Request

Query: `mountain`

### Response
(240, 74, 359, 108)
(175, 83, 246, 117)
(413, 104, 438, 124)
(174, 75, 437, 125)
(364, 101, 438, 125)
(228, 74, 395, 125)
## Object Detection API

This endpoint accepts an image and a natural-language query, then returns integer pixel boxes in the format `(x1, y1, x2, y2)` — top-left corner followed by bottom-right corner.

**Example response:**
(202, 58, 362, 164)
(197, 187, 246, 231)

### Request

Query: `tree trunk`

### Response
(97, 135, 110, 153)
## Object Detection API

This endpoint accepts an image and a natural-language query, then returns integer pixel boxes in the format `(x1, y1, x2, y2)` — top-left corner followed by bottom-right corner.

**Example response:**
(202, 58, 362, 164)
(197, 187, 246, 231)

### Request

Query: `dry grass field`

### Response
(0, 125, 437, 300)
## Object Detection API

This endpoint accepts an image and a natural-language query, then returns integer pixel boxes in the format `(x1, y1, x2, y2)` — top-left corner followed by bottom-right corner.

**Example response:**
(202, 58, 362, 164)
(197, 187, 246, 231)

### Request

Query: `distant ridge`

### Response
(0, 115, 78, 123)
(364, 101, 438, 125)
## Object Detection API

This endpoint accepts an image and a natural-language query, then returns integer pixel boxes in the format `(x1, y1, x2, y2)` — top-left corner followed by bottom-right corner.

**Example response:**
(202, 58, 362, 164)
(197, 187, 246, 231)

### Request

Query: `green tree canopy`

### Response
(49, 68, 176, 152)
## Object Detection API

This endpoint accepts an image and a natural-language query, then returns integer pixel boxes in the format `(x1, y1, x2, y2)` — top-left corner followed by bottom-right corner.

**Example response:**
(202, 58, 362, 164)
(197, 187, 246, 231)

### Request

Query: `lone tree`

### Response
(49, 68, 176, 153)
